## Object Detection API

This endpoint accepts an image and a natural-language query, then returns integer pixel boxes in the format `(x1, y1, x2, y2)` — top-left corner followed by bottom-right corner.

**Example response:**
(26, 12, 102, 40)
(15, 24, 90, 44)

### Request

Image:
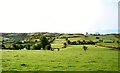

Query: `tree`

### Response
(13, 44, 17, 50)
(96, 37, 99, 39)
(73, 41, 77, 45)
(33, 43, 41, 50)
(19, 44, 24, 50)
(67, 40, 71, 44)
(2, 44, 6, 49)
(83, 46, 88, 51)
(39, 36, 49, 50)
(36, 43, 42, 50)
(63, 42, 67, 48)
(99, 39, 103, 42)
(45, 44, 51, 50)
(65, 38, 68, 41)
(13, 44, 19, 50)
(77, 40, 81, 44)
(117, 41, 119, 43)
(26, 44, 31, 50)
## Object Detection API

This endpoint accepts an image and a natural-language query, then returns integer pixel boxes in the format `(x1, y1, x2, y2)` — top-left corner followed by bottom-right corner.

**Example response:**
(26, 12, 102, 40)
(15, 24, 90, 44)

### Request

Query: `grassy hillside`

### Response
(1, 32, 120, 71)
(2, 45, 118, 71)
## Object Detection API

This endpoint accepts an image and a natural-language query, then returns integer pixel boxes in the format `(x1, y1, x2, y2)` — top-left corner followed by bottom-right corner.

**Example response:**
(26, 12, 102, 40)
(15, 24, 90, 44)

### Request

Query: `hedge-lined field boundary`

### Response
(96, 43, 120, 50)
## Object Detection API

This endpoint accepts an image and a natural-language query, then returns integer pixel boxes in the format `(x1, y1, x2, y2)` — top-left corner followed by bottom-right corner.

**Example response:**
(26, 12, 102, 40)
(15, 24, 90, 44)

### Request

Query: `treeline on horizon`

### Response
(1, 32, 120, 50)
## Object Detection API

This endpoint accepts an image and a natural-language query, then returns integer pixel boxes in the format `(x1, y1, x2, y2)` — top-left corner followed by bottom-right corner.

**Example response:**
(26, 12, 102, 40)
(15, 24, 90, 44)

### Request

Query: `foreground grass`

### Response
(2, 45, 118, 71)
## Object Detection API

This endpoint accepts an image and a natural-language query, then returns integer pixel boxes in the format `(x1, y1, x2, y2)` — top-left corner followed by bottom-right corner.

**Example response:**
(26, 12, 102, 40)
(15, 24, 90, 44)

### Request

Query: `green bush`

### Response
(39, 36, 49, 50)
(63, 42, 67, 48)
(26, 44, 31, 50)
(67, 40, 71, 44)
(96, 37, 99, 39)
(33, 43, 42, 50)
(2, 44, 6, 49)
(45, 44, 51, 50)
(65, 38, 68, 41)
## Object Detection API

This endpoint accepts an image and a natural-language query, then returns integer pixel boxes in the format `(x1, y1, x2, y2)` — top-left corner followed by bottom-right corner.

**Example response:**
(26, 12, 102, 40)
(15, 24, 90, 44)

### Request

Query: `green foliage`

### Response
(96, 37, 99, 39)
(12, 44, 19, 50)
(77, 40, 81, 45)
(49, 37, 55, 43)
(83, 45, 88, 51)
(117, 41, 120, 43)
(12, 44, 25, 50)
(2, 44, 6, 49)
(65, 38, 68, 41)
(26, 44, 30, 50)
(72, 41, 77, 45)
(99, 39, 103, 42)
(63, 42, 67, 48)
(2, 45, 118, 71)
(33, 43, 42, 50)
(67, 40, 71, 44)
(39, 36, 49, 50)
(45, 44, 51, 50)
(1, 32, 120, 71)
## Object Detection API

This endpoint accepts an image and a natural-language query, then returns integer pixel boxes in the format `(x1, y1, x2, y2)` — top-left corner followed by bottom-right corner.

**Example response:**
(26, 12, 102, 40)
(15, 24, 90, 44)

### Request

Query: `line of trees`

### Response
(2, 36, 52, 50)
(65, 38, 97, 45)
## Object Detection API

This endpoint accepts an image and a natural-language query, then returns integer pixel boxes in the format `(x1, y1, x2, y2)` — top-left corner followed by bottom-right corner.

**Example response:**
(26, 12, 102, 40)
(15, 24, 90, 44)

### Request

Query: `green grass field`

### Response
(1, 45, 118, 71)
(1, 33, 119, 71)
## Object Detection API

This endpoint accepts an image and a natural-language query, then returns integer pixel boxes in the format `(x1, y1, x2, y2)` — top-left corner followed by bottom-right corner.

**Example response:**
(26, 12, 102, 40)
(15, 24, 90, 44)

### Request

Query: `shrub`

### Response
(2, 44, 6, 49)
(45, 44, 51, 50)
(65, 38, 68, 41)
(70, 41, 77, 45)
(77, 40, 81, 44)
(96, 37, 99, 39)
(83, 40, 85, 42)
(104, 41, 113, 43)
(26, 44, 31, 50)
(63, 42, 67, 48)
(33, 43, 42, 50)
(12, 44, 19, 50)
(35, 40, 37, 42)
(49, 38, 55, 43)
(99, 39, 103, 42)
(83, 46, 88, 51)
(67, 40, 71, 44)
(19, 44, 24, 50)
(117, 41, 120, 43)
(87, 40, 96, 45)
(73, 41, 77, 45)
(113, 41, 115, 43)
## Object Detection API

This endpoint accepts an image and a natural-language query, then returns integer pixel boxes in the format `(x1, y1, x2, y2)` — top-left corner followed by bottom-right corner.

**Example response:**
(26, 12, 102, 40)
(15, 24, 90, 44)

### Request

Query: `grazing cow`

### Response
(83, 46, 88, 51)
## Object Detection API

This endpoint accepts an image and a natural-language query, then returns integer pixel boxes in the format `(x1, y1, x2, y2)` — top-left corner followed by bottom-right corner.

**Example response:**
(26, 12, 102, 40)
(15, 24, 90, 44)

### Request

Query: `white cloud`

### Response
(0, 0, 118, 33)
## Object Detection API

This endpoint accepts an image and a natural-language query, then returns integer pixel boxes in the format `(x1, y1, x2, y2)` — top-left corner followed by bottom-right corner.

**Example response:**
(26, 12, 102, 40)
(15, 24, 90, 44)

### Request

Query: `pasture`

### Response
(1, 45, 118, 71)
(1, 33, 119, 71)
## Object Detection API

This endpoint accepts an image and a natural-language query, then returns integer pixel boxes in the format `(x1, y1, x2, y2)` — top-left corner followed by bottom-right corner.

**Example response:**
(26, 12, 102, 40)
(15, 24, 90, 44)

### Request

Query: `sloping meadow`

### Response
(2, 45, 118, 71)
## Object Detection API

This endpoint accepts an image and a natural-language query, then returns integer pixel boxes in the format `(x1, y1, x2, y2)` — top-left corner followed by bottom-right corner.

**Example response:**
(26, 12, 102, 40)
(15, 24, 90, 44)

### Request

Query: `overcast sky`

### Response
(0, 0, 119, 34)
